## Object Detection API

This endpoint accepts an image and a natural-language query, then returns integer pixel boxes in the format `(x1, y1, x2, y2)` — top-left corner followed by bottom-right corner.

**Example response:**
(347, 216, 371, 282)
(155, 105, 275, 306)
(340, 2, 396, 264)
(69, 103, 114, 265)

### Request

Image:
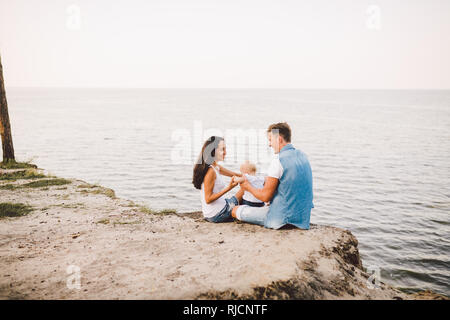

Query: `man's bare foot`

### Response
(231, 206, 240, 219)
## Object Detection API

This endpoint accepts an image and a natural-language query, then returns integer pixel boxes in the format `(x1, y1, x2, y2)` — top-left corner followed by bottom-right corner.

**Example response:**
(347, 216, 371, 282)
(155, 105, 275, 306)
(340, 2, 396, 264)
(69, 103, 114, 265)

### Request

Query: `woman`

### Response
(193, 136, 243, 222)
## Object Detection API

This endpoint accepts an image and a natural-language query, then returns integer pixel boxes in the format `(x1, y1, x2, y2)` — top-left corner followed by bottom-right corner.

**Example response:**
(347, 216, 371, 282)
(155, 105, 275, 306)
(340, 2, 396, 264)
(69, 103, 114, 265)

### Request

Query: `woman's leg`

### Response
(206, 194, 241, 223)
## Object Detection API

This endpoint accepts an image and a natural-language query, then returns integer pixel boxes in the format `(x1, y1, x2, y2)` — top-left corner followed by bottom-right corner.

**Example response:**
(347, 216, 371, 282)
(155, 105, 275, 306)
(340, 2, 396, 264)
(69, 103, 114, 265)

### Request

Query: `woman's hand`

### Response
(228, 177, 239, 190)
(232, 175, 245, 184)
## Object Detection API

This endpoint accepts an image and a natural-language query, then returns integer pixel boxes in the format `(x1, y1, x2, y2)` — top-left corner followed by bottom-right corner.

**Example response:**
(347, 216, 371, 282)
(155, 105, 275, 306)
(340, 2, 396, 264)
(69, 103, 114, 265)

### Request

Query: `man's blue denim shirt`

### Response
(265, 144, 314, 229)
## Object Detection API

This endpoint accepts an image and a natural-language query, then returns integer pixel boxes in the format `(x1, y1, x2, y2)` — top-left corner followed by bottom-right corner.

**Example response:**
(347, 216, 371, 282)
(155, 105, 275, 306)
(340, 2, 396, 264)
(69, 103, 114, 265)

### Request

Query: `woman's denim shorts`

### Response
(205, 196, 239, 223)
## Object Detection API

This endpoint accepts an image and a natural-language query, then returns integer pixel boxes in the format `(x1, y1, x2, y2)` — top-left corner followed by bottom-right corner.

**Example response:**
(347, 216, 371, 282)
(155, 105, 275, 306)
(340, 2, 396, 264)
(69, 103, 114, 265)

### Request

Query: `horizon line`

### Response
(5, 86, 450, 91)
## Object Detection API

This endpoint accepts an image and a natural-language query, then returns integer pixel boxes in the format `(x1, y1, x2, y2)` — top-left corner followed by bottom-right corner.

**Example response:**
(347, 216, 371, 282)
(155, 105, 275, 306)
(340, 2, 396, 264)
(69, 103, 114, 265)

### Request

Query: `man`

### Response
(231, 122, 314, 229)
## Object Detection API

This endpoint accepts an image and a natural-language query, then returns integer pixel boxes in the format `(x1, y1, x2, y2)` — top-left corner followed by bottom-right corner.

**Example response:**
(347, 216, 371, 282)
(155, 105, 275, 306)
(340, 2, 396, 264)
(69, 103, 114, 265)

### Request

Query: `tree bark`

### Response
(0, 54, 15, 163)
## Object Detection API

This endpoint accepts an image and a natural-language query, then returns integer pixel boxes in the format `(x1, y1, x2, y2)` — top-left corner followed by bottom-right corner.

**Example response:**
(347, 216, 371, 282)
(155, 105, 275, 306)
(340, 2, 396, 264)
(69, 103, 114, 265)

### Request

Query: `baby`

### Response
(233, 161, 266, 207)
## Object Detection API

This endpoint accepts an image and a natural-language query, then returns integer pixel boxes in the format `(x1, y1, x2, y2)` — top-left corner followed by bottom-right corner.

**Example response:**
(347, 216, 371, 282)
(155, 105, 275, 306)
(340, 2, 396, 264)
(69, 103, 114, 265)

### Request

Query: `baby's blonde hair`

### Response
(240, 160, 257, 174)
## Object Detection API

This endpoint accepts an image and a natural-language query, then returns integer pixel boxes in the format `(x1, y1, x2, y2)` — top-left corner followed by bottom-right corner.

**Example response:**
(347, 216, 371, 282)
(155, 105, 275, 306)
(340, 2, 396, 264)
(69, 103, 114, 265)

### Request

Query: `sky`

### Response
(0, 0, 449, 89)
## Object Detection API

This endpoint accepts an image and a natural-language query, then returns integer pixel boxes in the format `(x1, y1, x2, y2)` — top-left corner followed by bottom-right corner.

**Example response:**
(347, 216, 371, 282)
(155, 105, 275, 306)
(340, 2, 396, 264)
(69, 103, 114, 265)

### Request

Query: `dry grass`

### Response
(138, 205, 177, 215)
(0, 178, 72, 190)
(77, 186, 116, 199)
(0, 160, 37, 169)
(0, 169, 46, 181)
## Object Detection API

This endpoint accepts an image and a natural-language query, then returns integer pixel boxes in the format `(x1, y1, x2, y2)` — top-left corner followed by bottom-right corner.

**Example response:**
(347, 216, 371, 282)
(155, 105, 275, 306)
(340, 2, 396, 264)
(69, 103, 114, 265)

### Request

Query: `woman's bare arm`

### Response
(203, 168, 237, 204)
(216, 164, 242, 177)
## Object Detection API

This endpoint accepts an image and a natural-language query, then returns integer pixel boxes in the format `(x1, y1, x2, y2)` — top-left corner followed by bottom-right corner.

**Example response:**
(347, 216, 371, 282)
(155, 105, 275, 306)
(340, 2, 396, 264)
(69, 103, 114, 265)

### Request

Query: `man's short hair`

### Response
(267, 122, 291, 143)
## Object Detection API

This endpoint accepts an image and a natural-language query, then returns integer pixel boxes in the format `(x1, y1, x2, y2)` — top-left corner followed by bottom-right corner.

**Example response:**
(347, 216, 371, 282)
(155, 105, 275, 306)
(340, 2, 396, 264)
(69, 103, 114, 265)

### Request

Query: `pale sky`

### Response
(1, 0, 449, 89)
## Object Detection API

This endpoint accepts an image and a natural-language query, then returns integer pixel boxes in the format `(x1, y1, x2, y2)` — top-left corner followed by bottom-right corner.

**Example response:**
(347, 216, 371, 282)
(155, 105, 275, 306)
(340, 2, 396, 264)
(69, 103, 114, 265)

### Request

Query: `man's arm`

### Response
(217, 164, 242, 177)
(240, 176, 279, 202)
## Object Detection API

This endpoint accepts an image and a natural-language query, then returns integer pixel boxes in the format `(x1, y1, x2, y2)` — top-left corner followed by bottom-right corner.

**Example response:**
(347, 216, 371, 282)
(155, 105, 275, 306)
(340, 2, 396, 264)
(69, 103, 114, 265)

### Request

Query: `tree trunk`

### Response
(0, 54, 15, 163)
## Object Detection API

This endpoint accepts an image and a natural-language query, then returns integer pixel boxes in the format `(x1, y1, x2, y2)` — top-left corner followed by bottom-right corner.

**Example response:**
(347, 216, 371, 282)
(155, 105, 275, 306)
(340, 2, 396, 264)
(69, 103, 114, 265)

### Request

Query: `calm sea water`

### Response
(5, 88, 450, 296)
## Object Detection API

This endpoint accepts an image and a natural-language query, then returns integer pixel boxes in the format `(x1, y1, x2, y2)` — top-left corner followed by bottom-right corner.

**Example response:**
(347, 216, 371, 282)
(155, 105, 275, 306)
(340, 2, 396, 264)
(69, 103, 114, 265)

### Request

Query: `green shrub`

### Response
(0, 202, 33, 218)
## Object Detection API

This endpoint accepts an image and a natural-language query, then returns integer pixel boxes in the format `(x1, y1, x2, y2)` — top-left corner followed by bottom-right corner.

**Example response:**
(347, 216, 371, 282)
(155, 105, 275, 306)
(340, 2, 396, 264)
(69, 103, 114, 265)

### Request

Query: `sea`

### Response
(5, 87, 450, 296)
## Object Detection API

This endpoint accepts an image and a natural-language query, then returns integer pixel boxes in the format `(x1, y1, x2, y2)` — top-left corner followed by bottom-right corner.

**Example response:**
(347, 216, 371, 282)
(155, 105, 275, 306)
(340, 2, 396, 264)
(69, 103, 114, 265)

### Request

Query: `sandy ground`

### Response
(0, 168, 446, 300)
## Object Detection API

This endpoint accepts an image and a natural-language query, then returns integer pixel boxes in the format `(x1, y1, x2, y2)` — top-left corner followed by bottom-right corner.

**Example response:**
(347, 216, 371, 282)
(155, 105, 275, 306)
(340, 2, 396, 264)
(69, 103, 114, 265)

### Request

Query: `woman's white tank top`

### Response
(200, 165, 227, 218)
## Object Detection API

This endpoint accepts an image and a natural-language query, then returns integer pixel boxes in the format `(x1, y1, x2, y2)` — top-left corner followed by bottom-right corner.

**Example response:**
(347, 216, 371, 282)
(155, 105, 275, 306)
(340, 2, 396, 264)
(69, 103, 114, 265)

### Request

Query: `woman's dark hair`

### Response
(192, 136, 224, 190)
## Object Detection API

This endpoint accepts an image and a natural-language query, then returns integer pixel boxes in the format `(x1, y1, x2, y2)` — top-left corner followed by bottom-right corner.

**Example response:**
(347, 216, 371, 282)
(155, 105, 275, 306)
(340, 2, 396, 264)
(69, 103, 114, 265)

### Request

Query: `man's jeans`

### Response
(235, 205, 270, 226)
